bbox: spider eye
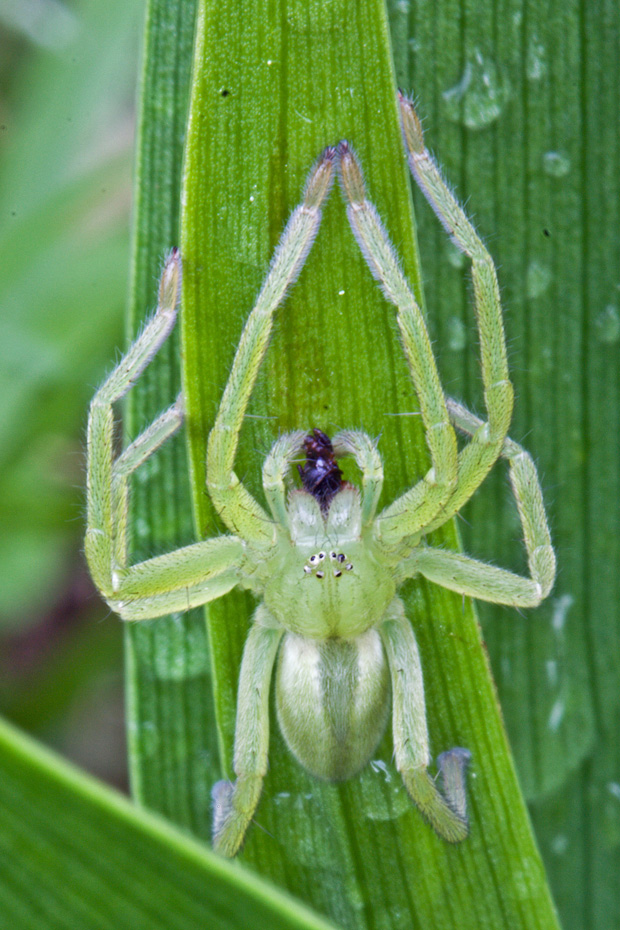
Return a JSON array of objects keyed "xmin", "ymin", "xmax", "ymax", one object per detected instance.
[
  {"xmin": 316, "ymin": 571, "xmax": 325, "ymax": 579},
  {"xmin": 309, "ymin": 554, "xmax": 319, "ymax": 564},
  {"xmin": 330, "ymin": 551, "xmax": 337, "ymax": 560},
  {"xmin": 318, "ymin": 551, "xmax": 326, "ymax": 560}
]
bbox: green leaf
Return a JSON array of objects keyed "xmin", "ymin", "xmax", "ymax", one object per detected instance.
[
  {"xmin": 387, "ymin": 3, "xmax": 620, "ymax": 929},
  {"xmin": 173, "ymin": 0, "xmax": 560, "ymax": 928},
  {"xmin": 123, "ymin": 0, "xmax": 220, "ymax": 834},
  {"xmin": 0, "ymin": 716, "xmax": 338, "ymax": 930}
]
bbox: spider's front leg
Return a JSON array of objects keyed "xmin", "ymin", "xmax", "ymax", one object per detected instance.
[
  {"xmin": 379, "ymin": 598, "xmax": 470, "ymax": 842},
  {"xmin": 338, "ymin": 144, "xmax": 458, "ymax": 543},
  {"xmin": 85, "ymin": 251, "xmax": 244, "ymax": 621},
  {"xmin": 206, "ymin": 148, "xmax": 336, "ymax": 544},
  {"xmin": 398, "ymin": 94, "xmax": 514, "ymax": 533}
]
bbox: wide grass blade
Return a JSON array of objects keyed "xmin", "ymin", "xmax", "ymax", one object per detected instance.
[
  {"xmin": 0, "ymin": 717, "xmax": 337, "ymax": 930},
  {"xmin": 179, "ymin": 1, "xmax": 560, "ymax": 927},
  {"xmin": 387, "ymin": 2, "xmax": 620, "ymax": 927}
]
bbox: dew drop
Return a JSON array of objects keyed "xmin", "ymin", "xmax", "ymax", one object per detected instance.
[
  {"xmin": 446, "ymin": 242, "xmax": 466, "ymax": 269},
  {"xmin": 595, "ymin": 304, "xmax": 620, "ymax": 344},
  {"xmin": 548, "ymin": 698, "xmax": 565, "ymax": 731},
  {"xmin": 135, "ymin": 517, "xmax": 150, "ymax": 539},
  {"xmin": 604, "ymin": 782, "xmax": 620, "ymax": 846},
  {"xmin": 128, "ymin": 718, "xmax": 159, "ymax": 760},
  {"xmin": 153, "ymin": 616, "xmax": 210, "ymax": 679},
  {"xmin": 358, "ymin": 760, "xmax": 411, "ymax": 821},
  {"xmin": 545, "ymin": 659, "xmax": 558, "ymax": 686},
  {"xmin": 543, "ymin": 151, "xmax": 571, "ymax": 178},
  {"xmin": 446, "ymin": 316, "xmax": 467, "ymax": 351},
  {"xmin": 443, "ymin": 49, "xmax": 510, "ymax": 130},
  {"xmin": 526, "ymin": 260, "xmax": 552, "ymax": 298},
  {"xmin": 608, "ymin": 782, "xmax": 620, "ymax": 802},
  {"xmin": 551, "ymin": 834, "xmax": 569, "ymax": 855},
  {"xmin": 552, "ymin": 593, "xmax": 573, "ymax": 632},
  {"xmin": 526, "ymin": 36, "xmax": 548, "ymax": 81}
]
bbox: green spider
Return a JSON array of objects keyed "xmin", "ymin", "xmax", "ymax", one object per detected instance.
[{"xmin": 85, "ymin": 94, "xmax": 556, "ymax": 858}]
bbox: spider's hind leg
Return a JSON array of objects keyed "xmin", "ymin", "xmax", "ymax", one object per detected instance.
[
  {"xmin": 379, "ymin": 598, "xmax": 470, "ymax": 842},
  {"xmin": 212, "ymin": 609, "xmax": 284, "ymax": 857}
]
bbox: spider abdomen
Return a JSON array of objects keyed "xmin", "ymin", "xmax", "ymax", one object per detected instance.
[{"xmin": 275, "ymin": 630, "xmax": 390, "ymax": 780}]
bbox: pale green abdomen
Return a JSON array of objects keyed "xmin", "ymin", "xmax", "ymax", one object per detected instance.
[{"xmin": 275, "ymin": 629, "xmax": 390, "ymax": 780}]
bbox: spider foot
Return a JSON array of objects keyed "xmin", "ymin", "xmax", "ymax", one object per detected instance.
[
  {"xmin": 401, "ymin": 749, "xmax": 471, "ymax": 843},
  {"xmin": 212, "ymin": 775, "xmax": 263, "ymax": 858}
]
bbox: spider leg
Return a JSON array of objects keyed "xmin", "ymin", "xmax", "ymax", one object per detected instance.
[
  {"xmin": 379, "ymin": 597, "xmax": 470, "ymax": 841},
  {"xmin": 262, "ymin": 430, "xmax": 307, "ymax": 529},
  {"xmin": 212, "ymin": 607, "xmax": 283, "ymax": 857},
  {"xmin": 400, "ymin": 400, "xmax": 556, "ymax": 606},
  {"xmin": 332, "ymin": 430, "xmax": 384, "ymax": 525},
  {"xmin": 207, "ymin": 149, "xmax": 336, "ymax": 545},
  {"xmin": 337, "ymin": 145, "xmax": 458, "ymax": 543},
  {"xmin": 104, "ymin": 536, "xmax": 244, "ymax": 621},
  {"xmin": 86, "ymin": 251, "xmax": 181, "ymax": 584},
  {"xmin": 398, "ymin": 94, "xmax": 514, "ymax": 533},
  {"xmin": 85, "ymin": 251, "xmax": 245, "ymax": 621}
]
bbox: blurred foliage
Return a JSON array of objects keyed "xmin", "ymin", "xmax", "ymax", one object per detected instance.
[{"xmin": 0, "ymin": 0, "xmax": 142, "ymax": 776}]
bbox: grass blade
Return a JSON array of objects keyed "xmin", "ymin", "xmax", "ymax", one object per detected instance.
[
  {"xmin": 179, "ymin": 1, "xmax": 561, "ymax": 927},
  {"xmin": 0, "ymin": 717, "xmax": 338, "ymax": 930}
]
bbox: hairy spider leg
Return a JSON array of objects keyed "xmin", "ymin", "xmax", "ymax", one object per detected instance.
[
  {"xmin": 206, "ymin": 148, "xmax": 336, "ymax": 545},
  {"xmin": 213, "ymin": 605, "xmax": 284, "ymax": 858},
  {"xmin": 397, "ymin": 94, "xmax": 514, "ymax": 537},
  {"xmin": 338, "ymin": 143, "xmax": 458, "ymax": 544},
  {"xmin": 332, "ymin": 430, "xmax": 384, "ymax": 526},
  {"xmin": 85, "ymin": 250, "xmax": 244, "ymax": 621},
  {"xmin": 379, "ymin": 597, "xmax": 470, "ymax": 841},
  {"xmin": 262, "ymin": 430, "xmax": 308, "ymax": 529},
  {"xmin": 398, "ymin": 399, "xmax": 555, "ymax": 607}
]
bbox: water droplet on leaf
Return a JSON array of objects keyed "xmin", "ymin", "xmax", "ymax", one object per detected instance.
[
  {"xmin": 526, "ymin": 261, "xmax": 552, "ymax": 298},
  {"xmin": 526, "ymin": 36, "xmax": 548, "ymax": 81},
  {"xmin": 446, "ymin": 316, "xmax": 467, "ymax": 351},
  {"xmin": 443, "ymin": 49, "xmax": 510, "ymax": 130},
  {"xmin": 543, "ymin": 151, "xmax": 571, "ymax": 177},
  {"xmin": 595, "ymin": 305, "xmax": 620, "ymax": 344}
]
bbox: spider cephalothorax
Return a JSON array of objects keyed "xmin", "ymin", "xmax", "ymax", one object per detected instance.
[{"xmin": 86, "ymin": 95, "xmax": 555, "ymax": 858}]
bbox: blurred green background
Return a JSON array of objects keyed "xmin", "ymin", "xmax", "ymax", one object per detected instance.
[{"xmin": 0, "ymin": 0, "xmax": 144, "ymax": 787}]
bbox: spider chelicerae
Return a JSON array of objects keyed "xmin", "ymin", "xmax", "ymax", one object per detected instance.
[{"xmin": 85, "ymin": 94, "xmax": 555, "ymax": 857}]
